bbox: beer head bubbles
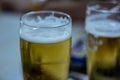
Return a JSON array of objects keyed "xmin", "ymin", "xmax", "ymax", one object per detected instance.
[{"xmin": 20, "ymin": 11, "xmax": 72, "ymax": 43}]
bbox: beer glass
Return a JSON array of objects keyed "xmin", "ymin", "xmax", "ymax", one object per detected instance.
[
  {"xmin": 85, "ymin": 2, "xmax": 120, "ymax": 80},
  {"xmin": 20, "ymin": 11, "xmax": 72, "ymax": 80}
]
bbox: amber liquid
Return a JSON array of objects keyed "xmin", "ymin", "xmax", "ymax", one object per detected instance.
[
  {"xmin": 87, "ymin": 34, "xmax": 120, "ymax": 80},
  {"xmin": 20, "ymin": 38, "xmax": 71, "ymax": 80}
]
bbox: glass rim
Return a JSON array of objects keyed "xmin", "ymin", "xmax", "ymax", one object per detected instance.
[
  {"xmin": 87, "ymin": 1, "xmax": 120, "ymax": 14},
  {"xmin": 20, "ymin": 10, "xmax": 72, "ymax": 28}
]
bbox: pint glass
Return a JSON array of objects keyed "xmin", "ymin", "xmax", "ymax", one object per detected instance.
[
  {"xmin": 20, "ymin": 11, "xmax": 72, "ymax": 80},
  {"xmin": 85, "ymin": 2, "xmax": 120, "ymax": 80}
]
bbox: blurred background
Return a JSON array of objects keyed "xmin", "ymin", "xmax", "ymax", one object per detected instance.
[{"xmin": 0, "ymin": 0, "xmax": 120, "ymax": 80}]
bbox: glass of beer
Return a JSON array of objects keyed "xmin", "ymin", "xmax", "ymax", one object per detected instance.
[
  {"xmin": 85, "ymin": 2, "xmax": 120, "ymax": 80},
  {"xmin": 20, "ymin": 11, "xmax": 72, "ymax": 80}
]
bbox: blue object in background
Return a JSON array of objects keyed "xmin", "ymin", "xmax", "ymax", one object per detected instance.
[{"xmin": 71, "ymin": 40, "xmax": 86, "ymax": 68}]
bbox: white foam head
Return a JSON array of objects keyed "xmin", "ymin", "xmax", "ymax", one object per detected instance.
[
  {"xmin": 20, "ymin": 15, "xmax": 71, "ymax": 43},
  {"xmin": 85, "ymin": 14, "xmax": 120, "ymax": 38}
]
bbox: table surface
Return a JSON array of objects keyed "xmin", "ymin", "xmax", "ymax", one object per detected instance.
[{"xmin": 0, "ymin": 12, "xmax": 88, "ymax": 80}]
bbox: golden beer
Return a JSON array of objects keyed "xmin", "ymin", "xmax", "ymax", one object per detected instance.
[
  {"xmin": 86, "ymin": 19, "xmax": 120, "ymax": 80},
  {"xmin": 20, "ymin": 11, "xmax": 72, "ymax": 80},
  {"xmin": 20, "ymin": 38, "xmax": 71, "ymax": 80},
  {"xmin": 87, "ymin": 35, "xmax": 120, "ymax": 80}
]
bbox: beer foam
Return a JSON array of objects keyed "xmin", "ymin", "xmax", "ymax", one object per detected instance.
[
  {"xmin": 23, "ymin": 15, "xmax": 69, "ymax": 28},
  {"xmin": 85, "ymin": 15, "xmax": 120, "ymax": 38},
  {"xmin": 20, "ymin": 15, "xmax": 71, "ymax": 43}
]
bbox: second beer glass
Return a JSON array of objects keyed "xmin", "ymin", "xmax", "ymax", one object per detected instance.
[{"xmin": 86, "ymin": 2, "xmax": 120, "ymax": 80}]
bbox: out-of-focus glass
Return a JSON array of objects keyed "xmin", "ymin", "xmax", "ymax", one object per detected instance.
[
  {"xmin": 20, "ymin": 11, "xmax": 72, "ymax": 80},
  {"xmin": 85, "ymin": 2, "xmax": 120, "ymax": 80}
]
